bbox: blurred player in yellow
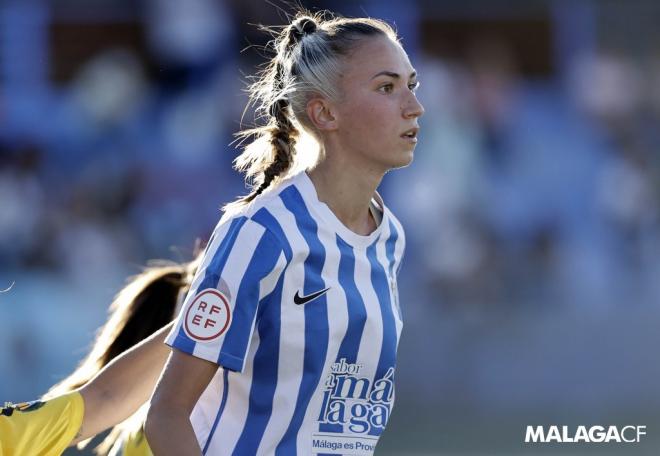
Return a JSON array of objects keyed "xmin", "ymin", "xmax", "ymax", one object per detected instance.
[{"xmin": 0, "ymin": 258, "xmax": 199, "ymax": 456}]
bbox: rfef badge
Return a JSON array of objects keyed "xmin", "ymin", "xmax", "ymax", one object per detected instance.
[{"xmin": 183, "ymin": 288, "xmax": 232, "ymax": 342}]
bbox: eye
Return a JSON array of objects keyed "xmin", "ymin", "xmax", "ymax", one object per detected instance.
[
  {"xmin": 378, "ymin": 83, "xmax": 394, "ymax": 94},
  {"xmin": 408, "ymin": 81, "xmax": 420, "ymax": 92}
]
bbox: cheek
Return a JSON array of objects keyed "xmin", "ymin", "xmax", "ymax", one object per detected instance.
[
  {"xmin": 346, "ymin": 115, "xmax": 383, "ymax": 150},
  {"xmin": 343, "ymin": 98, "xmax": 393, "ymax": 138}
]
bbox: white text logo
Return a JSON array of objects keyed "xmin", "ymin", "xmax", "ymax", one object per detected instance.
[{"xmin": 525, "ymin": 425, "xmax": 646, "ymax": 443}]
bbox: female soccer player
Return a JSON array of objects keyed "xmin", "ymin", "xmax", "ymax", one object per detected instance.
[{"xmin": 145, "ymin": 10, "xmax": 423, "ymax": 456}]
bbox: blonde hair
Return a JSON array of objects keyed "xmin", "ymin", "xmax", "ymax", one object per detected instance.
[{"xmin": 226, "ymin": 10, "xmax": 398, "ymax": 212}]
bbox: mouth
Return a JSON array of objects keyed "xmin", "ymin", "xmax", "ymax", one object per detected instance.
[{"xmin": 400, "ymin": 127, "xmax": 420, "ymax": 143}]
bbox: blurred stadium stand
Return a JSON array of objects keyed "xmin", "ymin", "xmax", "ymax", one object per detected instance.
[{"xmin": 1, "ymin": 0, "xmax": 660, "ymax": 454}]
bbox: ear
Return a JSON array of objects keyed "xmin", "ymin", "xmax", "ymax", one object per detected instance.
[{"xmin": 306, "ymin": 97, "xmax": 338, "ymax": 132}]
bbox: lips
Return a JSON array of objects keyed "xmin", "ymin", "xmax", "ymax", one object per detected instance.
[
  {"xmin": 401, "ymin": 127, "xmax": 420, "ymax": 144},
  {"xmin": 400, "ymin": 127, "xmax": 420, "ymax": 139}
]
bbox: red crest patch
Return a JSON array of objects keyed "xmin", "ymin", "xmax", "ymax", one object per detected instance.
[{"xmin": 183, "ymin": 288, "xmax": 232, "ymax": 342}]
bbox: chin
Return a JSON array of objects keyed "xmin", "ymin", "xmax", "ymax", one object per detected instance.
[
  {"xmin": 367, "ymin": 147, "xmax": 415, "ymax": 172},
  {"xmin": 389, "ymin": 149, "xmax": 415, "ymax": 169}
]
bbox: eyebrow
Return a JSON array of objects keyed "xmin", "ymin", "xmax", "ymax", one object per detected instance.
[{"xmin": 371, "ymin": 70, "xmax": 417, "ymax": 80}]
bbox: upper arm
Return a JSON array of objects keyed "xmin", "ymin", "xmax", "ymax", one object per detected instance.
[
  {"xmin": 149, "ymin": 348, "xmax": 218, "ymax": 415},
  {"xmin": 145, "ymin": 349, "xmax": 218, "ymax": 454},
  {"xmin": 73, "ymin": 321, "xmax": 175, "ymax": 443},
  {"xmin": 82, "ymin": 321, "xmax": 174, "ymax": 403}
]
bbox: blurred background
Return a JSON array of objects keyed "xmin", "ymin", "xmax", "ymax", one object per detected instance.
[{"xmin": 1, "ymin": 0, "xmax": 660, "ymax": 454}]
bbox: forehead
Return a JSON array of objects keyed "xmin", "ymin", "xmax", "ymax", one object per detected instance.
[{"xmin": 343, "ymin": 35, "xmax": 414, "ymax": 81}]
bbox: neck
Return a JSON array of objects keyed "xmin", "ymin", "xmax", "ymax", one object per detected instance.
[{"xmin": 307, "ymin": 152, "xmax": 384, "ymax": 236}]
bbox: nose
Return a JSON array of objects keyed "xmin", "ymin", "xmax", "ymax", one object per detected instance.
[{"xmin": 403, "ymin": 93, "xmax": 424, "ymax": 119}]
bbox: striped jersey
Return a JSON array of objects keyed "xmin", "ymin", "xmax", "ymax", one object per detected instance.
[{"xmin": 165, "ymin": 171, "xmax": 405, "ymax": 456}]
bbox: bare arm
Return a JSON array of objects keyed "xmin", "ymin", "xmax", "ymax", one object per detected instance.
[
  {"xmin": 145, "ymin": 348, "xmax": 218, "ymax": 455},
  {"xmin": 72, "ymin": 321, "xmax": 174, "ymax": 444}
]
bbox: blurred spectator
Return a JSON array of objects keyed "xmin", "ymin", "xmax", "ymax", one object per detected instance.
[{"xmin": 0, "ymin": 146, "xmax": 47, "ymax": 269}]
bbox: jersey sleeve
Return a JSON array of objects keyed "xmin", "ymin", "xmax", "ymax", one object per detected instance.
[
  {"xmin": 0, "ymin": 391, "xmax": 84, "ymax": 456},
  {"xmin": 165, "ymin": 216, "xmax": 286, "ymax": 372}
]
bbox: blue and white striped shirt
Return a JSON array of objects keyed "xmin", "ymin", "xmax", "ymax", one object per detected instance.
[{"xmin": 166, "ymin": 171, "xmax": 405, "ymax": 455}]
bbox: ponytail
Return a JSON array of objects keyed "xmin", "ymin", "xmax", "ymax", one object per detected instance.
[{"xmin": 225, "ymin": 17, "xmax": 314, "ymax": 210}]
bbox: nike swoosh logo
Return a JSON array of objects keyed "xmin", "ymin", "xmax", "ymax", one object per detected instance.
[{"xmin": 294, "ymin": 287, "xmax": 330, "ymax": 305}]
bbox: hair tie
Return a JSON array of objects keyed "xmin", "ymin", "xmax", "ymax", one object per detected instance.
[{"xmin": 289, "ymin": 17, "xmax": 317, "ymax": 45}]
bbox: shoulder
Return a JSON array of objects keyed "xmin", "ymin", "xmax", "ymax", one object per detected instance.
[
  {"xmin": 213, "ymin": 178, "xmax": 302, "ymax": 262},
  {"xmin": 234, "ymin": 175, "xmax": 311, "ymax": 256},
  {"xmin": 0, "ymin": 392, "xmax": 84, "ymax": 454}
]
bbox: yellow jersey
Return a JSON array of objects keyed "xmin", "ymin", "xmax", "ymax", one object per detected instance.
[
  {"xmin": 0, "ymin": 391, "xmax": 84, "ymax": 456},
  {"xmin": 109, "ymin": 426, "xmax": 153, "ymax": 456}
]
